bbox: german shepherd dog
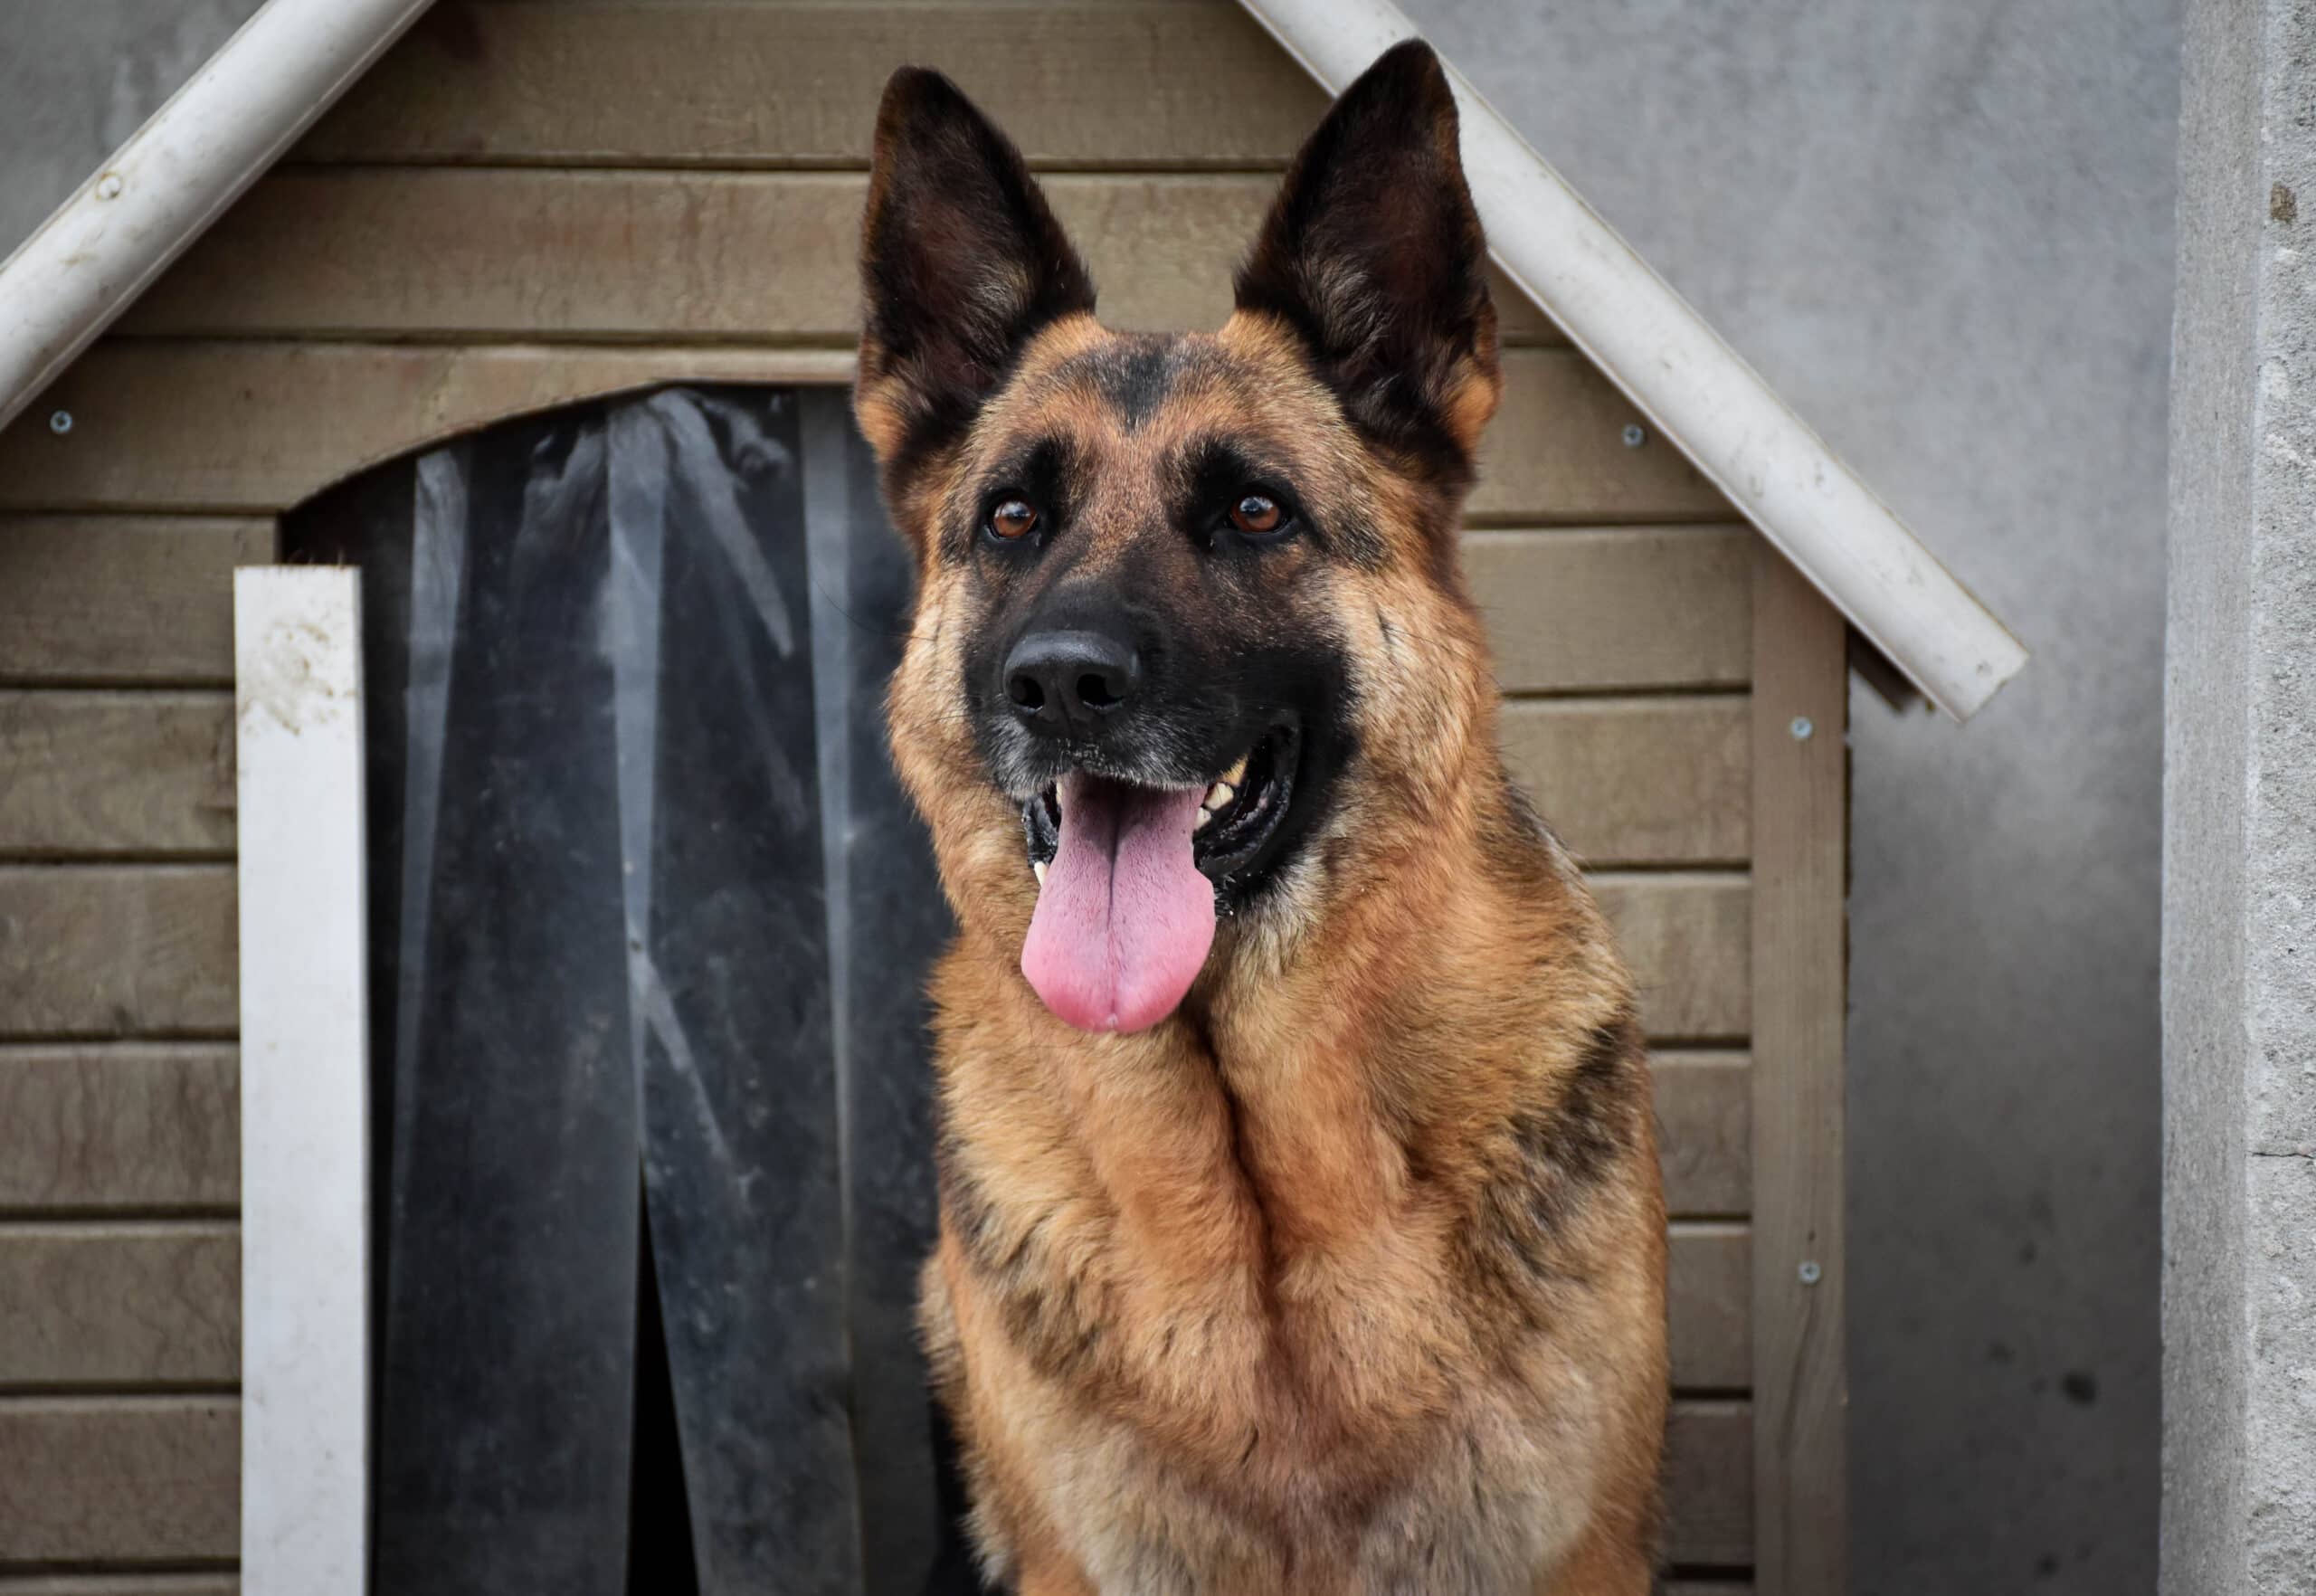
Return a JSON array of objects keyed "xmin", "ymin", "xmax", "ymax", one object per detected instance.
[{"xmin": 853, "ymin": 41, "xmax": 1667, "ymax": 1595}]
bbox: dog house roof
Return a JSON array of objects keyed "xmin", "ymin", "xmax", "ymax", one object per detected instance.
[{"xmin": 0, "ymin": 0, "xmax": 2025, "ymax": 718}]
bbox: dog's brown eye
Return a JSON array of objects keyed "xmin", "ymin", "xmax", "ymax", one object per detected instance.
[
  {"xmin": 1229, "ymin": 493, "xmax": 1284, "ymax": 536},
  {"xmin": 990, "ymin": 499, "xmax": 1039, "ymax": 540}
]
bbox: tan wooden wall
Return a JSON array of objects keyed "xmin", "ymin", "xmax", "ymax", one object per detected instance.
[{"xmin": 0, "ymin": 4, "xmax": 1846, "ymax": 1591}]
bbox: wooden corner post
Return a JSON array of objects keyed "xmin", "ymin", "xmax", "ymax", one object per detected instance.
[{"xmin": 1749, "ymin": 548, "xmax": 1848, "ymax": 1591}]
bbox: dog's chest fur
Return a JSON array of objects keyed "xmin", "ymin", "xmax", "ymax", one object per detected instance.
[{"xmin": 922, "ymin": 945, "xmax": 1650, "ymax": 1592}]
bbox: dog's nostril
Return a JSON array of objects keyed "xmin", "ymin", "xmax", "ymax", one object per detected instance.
[
  {"xmin": 1077, "ymin": 671, "xmax": 1119, "ymax": 709},
  {"xmin": 1008, "ymin": 671, "xmax": 1047, "ymax": 712}
]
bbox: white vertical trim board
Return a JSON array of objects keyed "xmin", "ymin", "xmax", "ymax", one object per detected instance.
[
  {"xmin": 236, "ymin": 566, "xmax": 373, "ymax": 1595},
  {"xmin": 1233, "ymin": 0, "xmax": 2028, "ymax": 720}
]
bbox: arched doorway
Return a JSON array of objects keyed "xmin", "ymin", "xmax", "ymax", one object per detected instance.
[{"xmin": 285, "ymin": 386, "xmax": 968, "ymax": 1595}]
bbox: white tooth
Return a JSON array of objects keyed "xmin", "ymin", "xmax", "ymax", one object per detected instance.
[
  {"xmin": 1205, "ymin": 781, "xmax": 1235, "ymax": 810},
  {"xmin": 1194, "ymin": 807, "xmax": 1213, "ymax": 831},
  {"xmin": 1033, "ymin": 859, "xmax": 1048, "ymax": 887},
  {"xmin": 1224, "ymin": 754, "xmax": 1250, "ymax": 786}
]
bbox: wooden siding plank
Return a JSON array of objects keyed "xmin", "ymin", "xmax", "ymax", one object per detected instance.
[
  {"xmin": 1468, "ymin": 355, "xmax": 1726, "ymax": 523},
  {"xmin": 0, "ymin": 1225, "xmax": 237, "ymax": 1388},
  {"xmin": 121, "ymin": 170, "xmax": 1559, "ymax": 345},
  {"xmin": 0, "ymin": 869, "xmax": 236, "ymax": 1037},
  {"xmin": 0, "ymin": 1398, "xmax": 238, "ymax": 1565},
  {"xmin": 0, "ymin": 1047, "xmax": 238, "ymax": 1212},
  {"xmin": 0, "ymin": 346, "xmax": 1694, "ymax": 518},
  {"xmin": 298, "ymin": 1, "xmax": 1331, "ymax": 171},
  {"xmin": 1654, "ymin": 1052, "xmax": 1751, "ymax": 1216},
  {"xmin": 1669, "ymin": 1222, "xmax": 1752, "ymax": 1392},
  {"xmin": 1748, "ymin": 550, "xmax": 1847, "ymax": 1592},
  {"xmin": 1666, "ymin": 1400, "xmax": 1753, "ymax": 1567},
  {"xmin": 1592, "ymin": 873, "xmax": 1750, "ymax": 1042},
  {"xmin": 0, "ymin": 695, "xmax": 235, "ymax": 858},
  {"xmin": 1501, "ymin": 698, "xmax": 1749, "ymax": 867},
  {"xmin": 0, "ymin": 518, "xmax": 274, "ymax": 686},
  {"xmin": 0, "ymin": 1577, "xmax": 238, "ymax": 1595},
  {"xmin": 0, "ymin": 343, "xmax": 850, "ymax": 514},
  {"xmin": 1465, "ymin": 527, "xmax": 1752, "ymax": 692}
]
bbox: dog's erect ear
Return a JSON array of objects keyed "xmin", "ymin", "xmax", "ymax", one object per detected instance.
[
  {"xmin": 1235, "ymin": 41, "xmax": 1501, "ymax": 476},
  {"xmin": 855, "ymin": 68, "xmax": 1096, "ymax": 472}
]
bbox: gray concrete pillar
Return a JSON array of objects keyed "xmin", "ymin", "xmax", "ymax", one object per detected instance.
[{"xmin": 2165, "ymin": 0, "xmax": 2316, "ymax": 1589}]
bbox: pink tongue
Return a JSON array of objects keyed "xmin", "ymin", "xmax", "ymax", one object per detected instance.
[{"xmin": 1021, "ymin": 774, "xmax": 1217, "ymax": 1032}]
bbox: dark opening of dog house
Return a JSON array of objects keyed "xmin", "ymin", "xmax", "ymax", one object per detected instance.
[{"xmin": 284, "ymin": 386, "xmax": 964, "ymax": 1592}]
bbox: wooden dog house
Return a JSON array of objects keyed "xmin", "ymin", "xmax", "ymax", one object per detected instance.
[{"xmin": 0, "ymin": 2, "xmax": 2024, "ymax": 1592}]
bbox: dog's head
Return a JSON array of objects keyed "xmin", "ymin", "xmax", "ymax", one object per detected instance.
[{"xmin": 858, "ymin": 42, "xmax": 1504, "ymax": 1034}]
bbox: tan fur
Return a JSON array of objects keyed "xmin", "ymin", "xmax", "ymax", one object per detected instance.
[
  {"xmin": 858, "ymin": 47, "xmax": 1668, "ymax": 1590},
  {"xmin": 876, "ymin": 310, "xmax": 1668, "ymax": 1593}
]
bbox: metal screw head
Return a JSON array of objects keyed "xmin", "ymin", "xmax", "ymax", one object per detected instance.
[
  {"xmin": 1790, "ymin": 715, "xmax": 1815, "ymax": 741},
  {"xmin": 48, "ymin": 410, "xmax": 72, "ymax": 436},
  {"xmin": 1798, "ymin": 1259, "xmax": 1823, "ymax": 1286},
  {"xmin": 1620, "ymin": 423, "xmax": 1647, "ymax": 448},
  {"xmin": 95, "ymin": 173, "xmax": 124, "ymax": 201}
]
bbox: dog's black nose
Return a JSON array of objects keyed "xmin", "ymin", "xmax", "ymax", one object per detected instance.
[{"xmin": 1004, "ymin": 628, "xmax": 1142, "ymax": 735}]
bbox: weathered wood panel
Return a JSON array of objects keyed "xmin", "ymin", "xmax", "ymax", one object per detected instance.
[
  {"xmin": 1501, "ymin": 698, "xmax": 1749, "ymax": 867},
  {"xmin": 0, "ymin": 1576, "xmax": 238, "ymax": 1594},
  {"xmin": 1465, "ymin": 527, "xmax": 1753, "ymax": 692},
  {"xmin": 1654, "ymin": 1052, "xmax": 1751, "ymax": 1216},
  {"xmin": 1469, "ymin": 356, "xmax": 1726, "ymax": 523},
  {"xmin": 299, "ymin": 0, "xmax": 1330, "ymax": 170},
  {"xmin": 0, "ymin": 695, "xmax": 235, "ymax": 858},
  {"xmin": 0, "ymin": 518, "xmax": 273, "ymax": 686},
  {"xmin": 0, "ymin": 1398, "xmax": 237, "ymax": 1564},
  {"xmin": 0, "ymin": 1225, "xmax": 237, "ymax": 1388},
  {"xmin": 122, "ymin": 170, "xmax": 1558, "ymax": 345},
  {"xmin": 1669, "ymin": 1222, "xmax": 1752, "ymax": 1392},
  {"xmin": 1748, "ymin": 551, "xmax": 1848, "ymax": 1591},
  {"xmin": 0, "ymin": 869, "xmax": 236, "ymax": 1037},
  {"xmin": 1666, "ymin": 1400, "xmax": 1753, "ymax": 1567},
  {"xmin": 0, "ymin": 346, "xmax": 1704, "ymax": 520},
  {"xmin": 0, "ymin": 1047, "xmax": 237, "ymax": 1212},
  {"xmin": 1593, "ymin": 873, "xmax": 1750, "ymax": 1042},
  {"xmin": 0, "ymin": 343, "xmax": 849, "ymax": 514}
]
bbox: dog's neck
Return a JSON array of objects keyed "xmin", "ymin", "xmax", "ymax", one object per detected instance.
[{"xmin": 1148, "ymin": 768, "xmax": 1604, "ymax": 1252}]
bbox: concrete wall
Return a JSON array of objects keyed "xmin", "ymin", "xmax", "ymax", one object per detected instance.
[
  {"xmin": 0, "ymin": 0, "xmax": 266, "ymax": 257},
  {"xmin": 0, "ymin": 2, "xmax": 2179, "ymax": 1591},
  {"xmin": 1398, "ymin": 3, "xmax": 2177, "ymax": 1591},
  {"xmin": 2164, "ymin": 0, "xmax": 2316, "ymax": 1586}
]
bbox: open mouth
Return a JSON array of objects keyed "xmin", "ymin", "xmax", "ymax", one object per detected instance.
[
  {"xmin": 1020, "ymin": 721, "xmax": 1300, "ymax": 888},
  {"xmin": 1016, "ymin": 723, "xmax": 1300, "ymax": 1034}
]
